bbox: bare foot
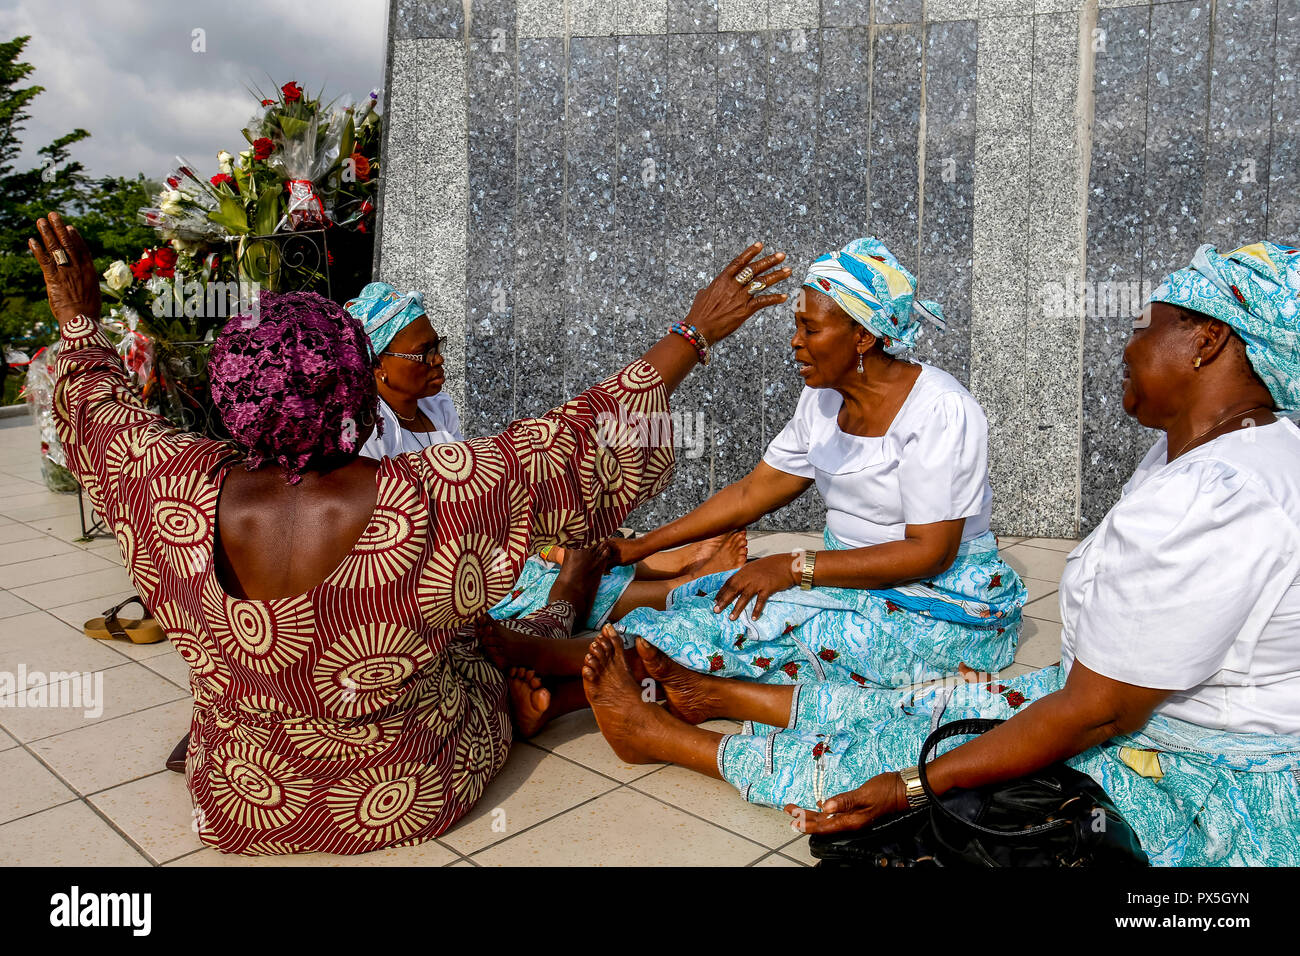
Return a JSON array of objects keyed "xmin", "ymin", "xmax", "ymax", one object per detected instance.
[
  {"xmin": 582, "ymin": 625, "xmax": 681, "ymax": 764},
  {"xmin": 507, "ymin": 667, "xmax": 552, "ymax": 738},
  {"xmin": 634, "ymin": 636, "xmax": 723, "ymax": 724},
  {"xmin": 477, "ymin": 618, "xmax": 590, "ymax": 676},
  {"xmin": 682, "ymin": 530, "xmax": 748, "ymax": 578}
]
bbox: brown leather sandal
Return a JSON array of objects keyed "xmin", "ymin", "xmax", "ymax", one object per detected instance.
[
  {"xmin": 166, "ymin": 733, "xmax": 190, "ymax": 774},
  {"xmin": 83, "ymin": 595, "xmax": 165, "ymax": 645}
]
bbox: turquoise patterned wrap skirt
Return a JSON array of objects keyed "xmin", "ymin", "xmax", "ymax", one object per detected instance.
[
  {"xmin": 618, "ymin": 528, "xmax": 1027, "ymax": 688},
  {"xmin": 719, "ymin": 665, "xmax": 1300, "ymax": 866},
  {"xmin": 488, "ymin": 556, "xmax": 636, "ymax": 631}
]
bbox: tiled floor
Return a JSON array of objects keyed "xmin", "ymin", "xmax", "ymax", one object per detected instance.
[{"xmin": 0, "ymin": 417, "xmax": 1074, "ymax": 866}]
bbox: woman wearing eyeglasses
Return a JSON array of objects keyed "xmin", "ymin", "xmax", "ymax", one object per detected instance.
[{"xmin": 345, "ymin": 282, "xmax": 463, "ymax": 456}]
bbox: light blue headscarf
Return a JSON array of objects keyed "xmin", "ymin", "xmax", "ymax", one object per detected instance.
[
  {"xmin": 803, "ymin": 237, "xmax": 946, "ymax": 355},
  {"xmin": 344, "ymin": 281, "xmax": 427, "ymax": 355},
  {"xmin": 1149, "ymin": 241, "xmax": 1300, "ymax": 414}
]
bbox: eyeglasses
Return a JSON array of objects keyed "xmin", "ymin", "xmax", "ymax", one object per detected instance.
[{"xmin": 382, "ymin": 340, "xmax": 441, "ymax": 365}]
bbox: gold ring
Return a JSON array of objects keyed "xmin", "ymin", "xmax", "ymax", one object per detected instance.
[
  {"xmin": 735, "ymin": 267, "xmax": 754, "ymax": 284},
  {"xmin": 746, "ymin": 280, "xmax": 765, "ymax": 295},
  {"xmin": 52, "ymin": 249, "xmax": 69, "ymax": 266}
]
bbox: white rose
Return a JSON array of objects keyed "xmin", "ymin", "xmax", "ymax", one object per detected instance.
[
  {"xmin": 159, "ymin": 189, "xmax": 185, "ymax": 218},
  {"xmin": 217, "ymin": 150, "xmax": 234, "ymax": 175},
  {"xmin": 103, "ymin": 260, "xmax": 132, "ymax": 292}
]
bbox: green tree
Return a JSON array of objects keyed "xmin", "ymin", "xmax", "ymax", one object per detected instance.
[{"xmin": 0, "ymin": 35, "xmax": 90, "ymax": 353}]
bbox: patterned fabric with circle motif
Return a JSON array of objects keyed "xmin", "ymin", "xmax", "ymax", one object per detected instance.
[{"xmin": 50, "ymin": 317, "xmax": 673, "ymax": 855}]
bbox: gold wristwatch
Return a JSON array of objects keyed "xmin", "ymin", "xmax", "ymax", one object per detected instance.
[
  {"xmin": 799, "ymin": 550, "xmax": 817, "ymax": 590},
  {"xmin": 898, "ymin": 765, "xmax": 929, "ymax": 809}
]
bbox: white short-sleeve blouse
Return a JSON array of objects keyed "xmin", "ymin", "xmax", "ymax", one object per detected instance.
[
  {"xmin": 762, "ymin": 363, "xmax": 994, "ymax": 548},
  {"xmin": 1059, "ymin": 418, "xmax": 1300, "ymax": 735},
  {"xmin": 359, "ymin": 392, "xmax": 464, "ymax": 459}
]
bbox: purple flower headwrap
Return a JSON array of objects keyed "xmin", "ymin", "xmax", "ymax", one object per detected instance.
[{"xmin": 209, "ymin": 290, "xmax": 381, "ymax": 484}]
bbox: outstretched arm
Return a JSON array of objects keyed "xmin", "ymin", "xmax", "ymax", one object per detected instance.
[
  {"xmin": 615, "ymin": 461, "xmax": 813, "ymax": 567},
  {"xmin": 789, "ymin": 661, "xmax": 1172, "ymax": 833}
]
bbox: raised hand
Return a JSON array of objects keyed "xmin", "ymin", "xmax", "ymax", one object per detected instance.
[
  {"xmin": 684, "ymin": 241, "xmax": 793, "ymax": 347},
  {"xmin": 28, "ymin": 212, "xmax": 101, "ymax": 328}
]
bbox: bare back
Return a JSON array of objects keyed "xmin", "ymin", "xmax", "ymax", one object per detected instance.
[{"xmin": 213, "ymin": 458, "xmax": 382, "ymax": 600}]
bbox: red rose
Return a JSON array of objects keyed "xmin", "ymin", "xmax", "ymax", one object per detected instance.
[
  {"xmin": 812, "ymin": 742, "xmax": 826, "ymax": 760},
  {"xmin": 781, "ymin": 661, "xmax": 800, "ymax": 679},
  {"xmin": 210, "ymin": 173, "xmax": 234, "ymax": 189},
  {"xmin": 1004, "ymin": 691, "xmax": 1027, "ymax": 709},
  {"xmin": 165, "ymin": 176, "xmax": 180, "ymax": 189},
  {"xmin": 129, "ymin": 257, "xmax": 153, "ymax": 282},
  {"xmin": 818, "ymin": 648, "xmax": 838, "ymax": 662},
  {"xmin": 754, "ymin": 656, "xmax": 772, "ymax": 670},
  {"xmin": 350, "ymin": 151, "xmax": 371, "ymax": 182},
  {"xmin": 281, "ymin": 81, "xmax": 302, "ymax": 102},
  {"xmin": 261, "ymin": 98, "xmax": 274, "ymax": 106},
  {"xmin": 154, "ymin": 247, "xmax": 178, "ymax": 269},
  {"xmin": 850, "ymin": 672, "xmax": 867, "ymax": 686},
  {"xmin": 253, "ymin": 137, "xmax": 275, "ymax": 161},
  {"xmin": 708, "ymin": 654, "xmax": 724, "ymax": 673}
]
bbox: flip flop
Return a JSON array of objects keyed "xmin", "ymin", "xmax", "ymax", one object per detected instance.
[{"xmin": 83, "ymin": 595, "xmax": 165, "ymax": 645}]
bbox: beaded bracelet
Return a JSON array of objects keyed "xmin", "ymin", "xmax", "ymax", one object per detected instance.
[{"xmin": 670, "ymin": 321, "xmax": 710, "ymax": 366}]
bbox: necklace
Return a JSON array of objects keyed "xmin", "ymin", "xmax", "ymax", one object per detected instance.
[
  {"xmin": 1169, "ymin": 404, "xmax": 1270, "ymax": 460},
  {"xmin": 392, "ymin": 407, "xmax": 418, "ymax": 423}
]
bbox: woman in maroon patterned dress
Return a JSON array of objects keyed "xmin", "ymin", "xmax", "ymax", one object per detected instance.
[{"xmin": 29, "ymin": 212, "xmax": 791, "ymax": 855}]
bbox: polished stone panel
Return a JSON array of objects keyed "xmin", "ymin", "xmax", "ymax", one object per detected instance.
[
  {"xmin": 1080, "ymin": 4, "xmax": 1151, "ymax": 530},
  {"xmin": 1203, "ymin": 0, "xmax": 1277, "ymax": 248},
  {"xmin": 917, "ymin": 19, "xmax": 978, "ymax": 386},
  {"xmin": 668, "ymin": 0, "xmax": 719, "ymax": 32},
  {"xmin": 564, "ymin": 38, "xmax": 620, "ymax": 399},
  {"xmin": 1141, "ymin": 0, "xmax": 1211, "ymax": 282},
  {"xmin": 514, "ymin": 38, "xmax": 568, "ymax": 418},
  {"xmin": 876, "ymin": 0, "xmax": 925, "ymax": 23},
  {"xmin": 818, "ymin": 27, "xmax": 873, "ymax": 244},
  {"xmin": 769, "ymin": 0, "xmax": 820, "ymax": 29},
  {"xmin": 391, "ymin": 0, "xmax": 464, "ymax": 38},
  {"xmin": 711, "ymin": 32, "xmax": 769, "ymax": 502},
  {"xmin": 471, "ymin": 0, "xmax": 517, "ymax": 35},
  {"xmin": 378, "ymin": 39, "xmax": 469, "ymax": 415},
  {"xmin": 569, "ymin": 0, "xmax": 620, "ymax": 36},
  {"xmin": 517, "ymin": 0, "xmax": 566, "ymax": 36},
  {"xmin": 637, "ymin": 33, "xmax": 721, "ymax": 528},
  {"xmin": 820, "ymin": 0, "xmax": 873, "ymax": 26},
  {"xmin": 969, "ymin": 15, "xmax": 1033, "ymax": 536},
  {"xmin": 868, "ymin": 27, "xmax": 923, "ymax": 265},
  {"xmin": 762, "ymin": 28, "xmax": 825, "ymax": 532},
  {"xmin": 464, "ymin": 38, "xmax": 518, "ymax": 437},
  {"xmin": 1023, "ymin": 12, "xmax": 1086, "ymax": 537},
  {"xmin": 1268, "ymin": 0, "xmax": 1300, "ymax": 239},
  {"xmin": 719, "ymin": 0, "xmax": 768, "ymax": 31}
]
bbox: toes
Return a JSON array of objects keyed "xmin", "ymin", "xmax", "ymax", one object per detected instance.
[{"xmin": 533, "ymin": 686, "xmax": 551, "ymax": 712}]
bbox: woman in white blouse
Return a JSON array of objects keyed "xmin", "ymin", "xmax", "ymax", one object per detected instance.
[
  {"xmin": 577, "ymin": 241, "xmax": 1300, "ymax": 866},
  {"xmin": 599, "ymin": 237, "xmax": 1027, "ymax": 690}
]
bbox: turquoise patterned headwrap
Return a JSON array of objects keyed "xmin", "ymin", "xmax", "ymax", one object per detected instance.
[
  {"xmin": 1149, "ymin": 241, "xmax": 1300, "ymax": 414},
  {"xmin": 803, "ymin": 237, "xmax": 945, "ymax": 356},
  {"xmin": 344, "ymin": 281, "xmax": 427, "ymax": 356}
]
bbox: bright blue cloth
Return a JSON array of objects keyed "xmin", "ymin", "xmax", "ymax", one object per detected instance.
[
  {"xmin": 344, "ymin": 281, "xmax": 427, "ymax": 356},
  {"xmin": 488, "ymin": 556, "xmax": 635, "ymax": 631},
  {"xmin": 1149, "ymin": 241, "xmax": 1300, "ymax": 413},
  {"xmin": 804, "ymin": 237, "xmax": 946, "ymax": 355},
  {"xmin": 719, "ymin": 665, "xmax": 1300, "ymax": 866},
  {"xmin": 618, "ymin": 528, "xmax": 1025, "ymax": 688}
]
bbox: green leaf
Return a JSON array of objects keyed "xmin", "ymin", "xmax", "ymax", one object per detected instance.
[
  {"xmin": 254, "ymin": 181, "xmax": 281, "ymax": 237},
  {"xmin": 207, "ymin": 193, "xmax": 249, "ymax": 235},
  {"xmin": 279, "ymin": 114, "xmax": 309, "ymax": 140}
]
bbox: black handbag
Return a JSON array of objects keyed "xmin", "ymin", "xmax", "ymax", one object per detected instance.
[{"xmin": 809, "ymin": 718, "xmax": 1149, "ymax": 868}]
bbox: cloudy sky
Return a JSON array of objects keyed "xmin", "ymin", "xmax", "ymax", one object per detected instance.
[{"xmin": 0, "ymin": 0, "xmax": 388, "ymax": 181}]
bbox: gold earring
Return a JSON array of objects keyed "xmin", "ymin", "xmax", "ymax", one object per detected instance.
[{"xmin": 1193, "ymin": 357, "xmax": 1202, "ymax": 369}]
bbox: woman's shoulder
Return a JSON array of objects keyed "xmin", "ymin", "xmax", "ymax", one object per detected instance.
[{"xmin": 904, "ymin": 364, "xmax": 988, "ymax": 431}]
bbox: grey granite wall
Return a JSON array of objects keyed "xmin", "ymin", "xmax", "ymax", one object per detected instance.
[{"xmin": 377, "ymin": 0, "xmax": 1300, "ymax": 536}]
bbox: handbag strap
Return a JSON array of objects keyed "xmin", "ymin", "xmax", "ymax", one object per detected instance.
[{"xmin": 917, "ymin": 718, "xmax": 1079, "ymax": 841}]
